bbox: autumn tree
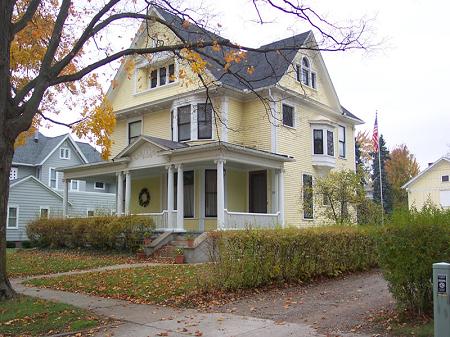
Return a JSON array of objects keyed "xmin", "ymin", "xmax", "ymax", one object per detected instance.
[
  {"xmin": 385, "ymin": 144, "xmax": 420, "ymax": 209},
  {"xmin": 314, "ymin": 170, "xmax": 365, "ymax": 225},
  {"xmin": 0, "ymin": 0, "xmax": 372, "ymax": 299}
]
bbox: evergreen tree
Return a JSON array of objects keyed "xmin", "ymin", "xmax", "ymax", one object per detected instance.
[{"xmin": 371, "ymin": 135, "xmax": 393, "ymax": 214}]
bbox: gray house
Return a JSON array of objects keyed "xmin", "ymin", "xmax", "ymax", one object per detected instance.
[{"xmin": 7, "ymin": 132, "xmax": 116, "ymax": 242}]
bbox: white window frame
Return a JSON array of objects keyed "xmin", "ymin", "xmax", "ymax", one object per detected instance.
[
  {"xmin": 86, "ymin": 209, "xmax": 95, "ymax": 217},
  {"xmin": 7, "ymin": 205, "xmax": 19, "ymax": 229},
  {"xmin": 94, "ymin": 181, "xmax": 105, "ymax": 190},
  {"xmin": 127, "ymin": 117, "xmax": 143, "ymax": 144},
  {"xmin": 311, "ymin": 125, "xmax": 335, "ymax": 157},
  {"xmin": 442, "ymin": 175, "xmax": 449, "ymax": 183},
  {"xmin": 9, "ymin": 167, "xmax": 18, "ymax": 180},
  {"xmin": 281, "ymin": 103, "xmax": 295, "ymax": 128},
  {"xmin": 297, "ymin": 56, "xmax": 317, "ymax": 89},
  {"xmin": 49, "ymin": 167, "xmax": 58, "ymax": 189},
  {"xmin": 40, "ymin": 206, "xmax": 50, "ymax": 219},
  {"xmin": 338, "ymin": 125, "xmax": 346, "ymax": 158},
  {"xmin": 70, "ymin": 179, "xmax": 80, "ymax": 191},
  {"xmin": 59, "ymin": 147, "xmax": 70, "ymax": 159},
  {"xmin": 148, "ymin": 63, "xmax": 176, "ymax": 89}
]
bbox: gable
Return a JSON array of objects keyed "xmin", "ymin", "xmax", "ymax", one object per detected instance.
[
  {"xmin": 124, "ymin": 141, "xmax": 169, "ymax": 170},
  {"xmin": 10, "ymin": 176, "xmax": 66, "ymax": 203},
  {"xmin": 405, "ymin": 159, "xmax": 450, "ymax": 190}
]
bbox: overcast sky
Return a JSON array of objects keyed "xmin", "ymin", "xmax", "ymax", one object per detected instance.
[{"xmin": 45, "ymin": 0, "xmax": 449, "ymax": 169}]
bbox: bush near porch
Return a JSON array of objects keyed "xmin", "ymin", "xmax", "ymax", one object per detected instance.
[
  {"xmin": 27, "ymin": 215, "xmax": 155, "ymax": 251},
  {"xmin": 209, "ymin": 226, "xmax": 378, "ymax": 290}
]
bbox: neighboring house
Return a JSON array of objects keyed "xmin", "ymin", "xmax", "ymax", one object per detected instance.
[
  {"xmin": 402, "ymin": 156, "xmax": 450, "ymax": 210},
  {"xmin": 60, "ymin": 6, "xmax": 363, "ymax": 232},
  {"xmin": 7, "ymin": 132, "xmax": 116, "ymax": 242}
]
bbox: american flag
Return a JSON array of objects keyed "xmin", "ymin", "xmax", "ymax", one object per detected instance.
[{"xmin": 372, "ymin": 113, "xmax": 379, "ymax": 152}]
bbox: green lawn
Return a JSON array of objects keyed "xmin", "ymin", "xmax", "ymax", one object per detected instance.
[
  {"xmin": 26, "ymin": 264, "xmax": 210, "ymax": 306},
  {"xmin": 7, "ymin": 249, "xmax": 141, "ymax": 278},
  {"xmin": 0, "ymin": 296, "xmax": 104, "ymax": 336},
  {"xmin": 391, "ymin": 320, "xmax": 433, "ymax": 337}
]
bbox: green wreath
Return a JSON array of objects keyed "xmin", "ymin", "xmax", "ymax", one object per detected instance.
[{"xmin": 138, "ymin": 188, "xmax": 151, "ymax": 207}]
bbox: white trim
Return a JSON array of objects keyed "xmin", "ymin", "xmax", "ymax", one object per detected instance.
[
  {"xmin": 281, "ymin": 102, "xmax": 296, "ymax": 128},
  {"xmin": 127, "ymin": 117, "xmax": 143, "ymax": 145},
  {"xmin": 86, "ymin": 208, "xmax": 95, "ymax": 217},
  {"xmin": 94, "ymin": 181, "xmax": 106, "ymax": 190},
  {"xmin": 49, "ymin": 167, "xmax": 58, "ymax": 189},
  {"xmin": 70, "ymin": 179, "xmax": 80, "ymax": 191},
  {"xmin": 59, "ymin": 147, "xmax": 71, "ymax": 160},
  {"xmin": 9, "ymin": 167, "xmax": 18, "ymax": 180},
  {"xmin": 11, "ymin": 162, "xmax": 35, "ymax": 167},
  {"xmin": 38, "ymin": 134, "xmax": 88, "ymax": 165},
  {"xmin": 221, "ymin": 96, "xmax": 229, "ymax": 142},
  {"xmin": 7, "ymin": 204, "xmax": 19, "ymax": 229},
  {"xmin": 39, "ymin": 206, "xmax": 50, "ymax": 219},
  {"xmin": 403, "ymin": 157, "xmax": 450, "ymax": 189}
]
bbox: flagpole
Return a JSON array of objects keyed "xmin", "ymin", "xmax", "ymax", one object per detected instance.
[{"xmin": 376, "ymin": 110, "xmax": 385, "ymax": 225}]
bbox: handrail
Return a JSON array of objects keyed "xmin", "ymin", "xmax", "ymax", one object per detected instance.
[{"xmin": 224, "ymin": 209, "xmax": 280, "ymax": 217}]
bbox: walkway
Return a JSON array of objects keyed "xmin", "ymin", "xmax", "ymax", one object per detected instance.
[{"xmin": 12, "ymin": 264, "xmax": 380, "ymax": 337}]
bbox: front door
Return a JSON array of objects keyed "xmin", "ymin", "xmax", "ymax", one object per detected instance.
[{"xmin": 249, "ymin": 170, "xmax": 267, "ymax": 213}]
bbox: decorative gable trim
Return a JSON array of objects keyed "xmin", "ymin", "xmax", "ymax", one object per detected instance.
[{"xmin": 113, "ymin": 136, "xmax": 170, "ymax": 160}]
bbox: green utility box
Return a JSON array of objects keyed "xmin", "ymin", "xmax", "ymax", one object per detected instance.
[{"xmin": 433, "ymin": 262, "xmax": 450, "ymax": 337}]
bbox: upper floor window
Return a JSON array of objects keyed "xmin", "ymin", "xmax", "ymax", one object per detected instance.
[
  {"xmin": 128, "ymin": 120, "xmax": 141, "ymax": 144},
  {"xmin": 313, "ymin": 130, "xmax": 323, "ymax": 154},
  {"xmin": 282, "ymin": 104, "xmax": 294, "ymax": 127},
  {"xmin": 327, "ymin": 131, "xmax": 334, "ymax": 156},
  {"xmin": 149, "ymin": 63, "xmax": 175, "ymax": 89},
  {"xmin": 178, "ymin": 105, "xmax": 191, "ymax": 141},
  {"xmin": 9, "ymin": 167, "xmax": 18, "ymax": 180},
  {"xmin": 443, "ymin": 175, "xmax": 449, "ymax": 182},
  {"xmin": 313, "ymin": 128, "xmax": 334, "ymax": 156},
  {"xmin": 49, "ymin": 168, "xmax": 58, "ymax": 188},
  {"xmin": 197, "ymin": 103, "xmax": 212, "ymax": 139},
  {"xmin": 60, "ymin": 148, "xmax": 70, "ymax": 159},
  {"xmin": 338, "ymin": 125, "xmax": 346, "ymax": 158},
  {"xmin": 297, "ymin": 57, "xmax": 317, "ymax": 89}
]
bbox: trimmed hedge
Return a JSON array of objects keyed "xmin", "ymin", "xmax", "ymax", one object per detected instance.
[
  {"xmin": 377, "ymin": 207, "xmax": 450, "ymax": 315},
  {"xmin": 27, "ymin": 215, "xmax": 155, "ymax": 251},
  {"xmin": 209, "ymin": 226, "xmax": 378, "ymax": 290}
]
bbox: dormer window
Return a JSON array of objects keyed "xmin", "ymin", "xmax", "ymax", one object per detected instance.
[
  {"xmin": 60, "ymin": 148, "xmax": 70, "ymax": 159},
  {"xmin": 296, "ymin": 57, "xmax": 317, "ymax": 89},
  {"xmin": 148, "ymin": 63, "xmax": 175, "ymax": 89}
]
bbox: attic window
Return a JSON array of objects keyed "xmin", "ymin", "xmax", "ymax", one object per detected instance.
[
  {"xmin": 443, "ymin": 175, "xmax": 449, "ymax": 182},
  {"xmin": 297, "ymin": 57, "xmax": 317, "ymax": 89},
  {"xmin": 60, "ymin": 148, "xmax": 70, "ymax": 159},
  {"xmin": 148, "ymin": 63, "xmax": 175, "ymax": 89}
]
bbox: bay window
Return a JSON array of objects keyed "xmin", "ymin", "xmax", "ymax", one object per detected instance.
[
  {"xmin": 327, "ymin": 130, "xmax": 334, "ymax": 156},
  {"xmin": 313, "ymin": 130, "xmax": 323, "ymax": 154},
  {"xmin": 177, "ymin": 105, "xmax": 191, "ymax": 141},
  {"xmin": 197, "ymin": 103, "xmax": 212, "ymax": 139},
  {"xmin": 313, "ymin": 127, "xmax": 335, "ymax": 157},
  {"xmin": 338, "ymin": 125, "xmax": 346, "ymax": 158}
]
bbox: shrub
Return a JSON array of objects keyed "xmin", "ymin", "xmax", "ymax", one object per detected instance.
[
  {"xmin": 377, "ymin": 206, "xmax": 450, "ymax": 316},
  {"xmin": 6, "ymin": 241, "xmax": 16, "ymax": 248},
  {"xmin": 209, "ymin": 226, "xmax": 378, "ymax": 290},
  {"xmin": 27, "ymin": 215, "xmax": 155, "ymax": 252}
]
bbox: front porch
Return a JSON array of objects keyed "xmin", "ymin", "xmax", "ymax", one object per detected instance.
[{"xmin": 60, "ymin": 137, "xmax": 294, "ymax": 231}]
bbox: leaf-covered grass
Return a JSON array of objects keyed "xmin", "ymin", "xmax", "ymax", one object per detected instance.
[
  {"xmin": 26, "ymin": 264, "xmax": 209, "ymax": 306},
  {"xmin": 6, "ymin": 249, "xmax": 142, "ymax": 278},
  {"xmin": 391, "ymin": 320, "xmax": 433, "ymax": 337},
  {"xmin": 0, "ymin": 295, "xmax": 103, "ymax": 337}
]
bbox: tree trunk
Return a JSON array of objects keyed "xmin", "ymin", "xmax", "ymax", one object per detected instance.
[{"xmin": 0, "ymin": 140, "xmax": 17, "ymax": 300}]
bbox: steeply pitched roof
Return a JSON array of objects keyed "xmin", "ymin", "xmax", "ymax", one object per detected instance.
[
  {"xmin": 341, "ymin": 106, "xmax": 364, "ymax": 123},
  {"xmin": 155, "ymin": 7, "xmax": 310, "ymax": 90},
  {"xmin": 13, "ymin": 132, "xmax": 102, "ymax": 165}
]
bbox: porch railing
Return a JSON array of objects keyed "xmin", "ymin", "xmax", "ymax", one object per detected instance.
[
  {"xmin": 223, "ymin": 209, "xmax": 281, "ymax": 229},
  {"xmin": 136, "ymin": 210, "xmax": 177, "ymax": 230}
]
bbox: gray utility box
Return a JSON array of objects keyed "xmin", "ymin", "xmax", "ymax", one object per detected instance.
[{"xmin": 433, "ymin": 262, "xmax": 450, "ymax": 337}]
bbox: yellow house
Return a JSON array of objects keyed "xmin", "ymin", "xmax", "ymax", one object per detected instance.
[
  {"xmin": 403, "ymin": 157, "xmax": 450, "ymax": 210},
  {"xmin": 60, "ymin": 7, "xmax": 363, "ymax": 231}
]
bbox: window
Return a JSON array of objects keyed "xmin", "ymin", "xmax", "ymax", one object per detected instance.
[
  {"xmin": 327, "ymin": 130, "xmax": 334, "ymax": 156},
  {"xmin": 313, "ymin": 129, "xmax": 323, "ymax": 154},
  {"xmin": 128, "ymin": 120, "xmax": 141, "ymax": 144},
  {"xmin": 205, "ymin": 170, "xmax": 217, "ymax": 217},
  {"xmin": 7, "ymin": 206, "xmax": 18, "ymax": 229},
  {"xmin": 94, "ymin": 181, "xmax": 105, "ymax": 190},
  {"xmin": 303, "ymin": 174, "xmax": 313, "ymax": 219},
  {"xmin": 159, "ymin": 67, "xmax": 167, "ymax": 86},
  {"xmin": 49, "ymin": 168, "xmax": 57, "ymax": 188},
  {"xmin": 443, "ymin": 175, "xmax": 449, "ymax": 182},
  {"xmin": 150, "ymin": 69, "xmax": 157, "ymax": 88},
  {"xmin": 40, "ymin": 207, "xmax": 49, "ymax": 219},
  {"xmin": 87, "ymin": 210, "xmax": 95, "ymax": 217},
  {"xmin": 60, "ymin": 148, "xmax": 70, "ymax": 159},
  {"xmin": 282, "ymin": 104, "xmax": 294, "ymax": 127},
  {"xmin": 177, "ymin": 105, "xmax": 191, "ymax": 141},
  {"xmin": 148, "ymin": 63, "xmax": 175, "ymax": 89},
  {"xmin": 197, "ymin": 103, "xmax": 212, "ymax": 139},
  {"xmin": 70, "ymin": 180, "xmax": 79, "ymax": 191},
  {"xmin": 338, "ymin": 125, "xmax": 346, "ymax": 158},
  {"xmin": 174, "ymin": 171, "xmax": 194, "ymax": 218},
  {"xmin": 297, "ymin": 57, "xmax": 317, "ymax": 89},
  {"xmin": 9, "ymin": 167, "xmax": 18, "ymax": 180}
]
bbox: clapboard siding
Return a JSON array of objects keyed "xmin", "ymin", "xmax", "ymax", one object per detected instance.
[
  {"xmin": 7, "ymin": 178, "xmax": 64, "ymax": 241},
  {"xmin": 15, "ymin": 166, "xmax": 36, "ymax": 179},
  {"xmin": 66, "ymin": 191, "xmax": 116, "ymax": 217}
]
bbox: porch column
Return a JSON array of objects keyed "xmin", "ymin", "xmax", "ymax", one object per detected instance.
[
  {"xmin": 176, "ymin": 164, "xmax": 184, "ymax": 230},
  {"xmin": 62, "ymin": 178, "xmax": 69, "ymax": 218},
  {"xmin": 216, "ymin": 159, "xmax": 225, "ymax": 229},
  {"xmin": 116, "ymin": 171, "xmax": 124, "ymax": 216},
  {"xmin": 124, "ymin": 171, "xmax": 131, "ymax": 215},
  {"xmin": 167, "ymin": 165, "xmax": 175, "ymax": 227},
  {"xmin": 278, "ymin": 168, "xmax": 285, "ymax": 227}
]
